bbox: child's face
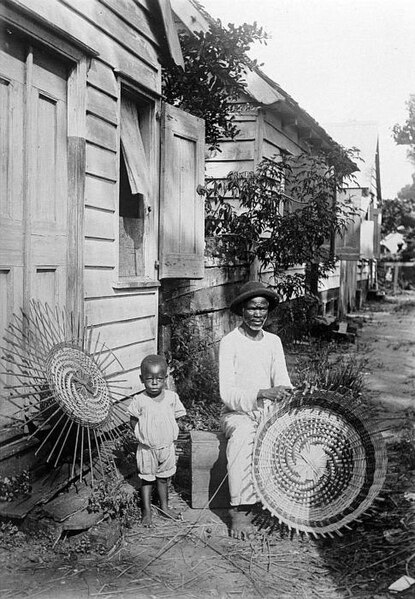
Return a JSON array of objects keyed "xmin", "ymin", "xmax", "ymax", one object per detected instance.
[{"xmin": 140, "ymin": 363, "xmax": 167, "ymax": 397}]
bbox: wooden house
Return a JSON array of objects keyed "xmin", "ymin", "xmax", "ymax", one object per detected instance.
[
  {"xmin": 0, "ymin": 0, "xmax": 206, "ymax": 424},
  {"xmin": 159, "ymin": 0, "xmax": 360, "ymax": 351},
  {"xmin": 324, "ymin": 122, "xmax": 382, "ymax": 314}
]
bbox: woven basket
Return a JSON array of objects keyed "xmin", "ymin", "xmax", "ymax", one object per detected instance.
[
  {"xmin": 46, "ymin": 342, "xmax": 112, "ymax": 428},
  {"xmin": 252, "ymin": 391, "xmax": 387, "ymax": 535}
]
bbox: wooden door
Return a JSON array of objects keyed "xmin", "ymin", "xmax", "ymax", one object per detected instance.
[
  {"xmin": 0, "ymin": 34, "xmax": 25, "ymax": 349},
  {"xmin": 0, "ymin": 36, "xmax": 68, "ymax": 317},
  {"xmin": 0, "ymin": 33, "xmax": 68, "ymax": 419},
  {"xmin": 29, "ymin": 49, "xmax": 68, "ymax": 307}
]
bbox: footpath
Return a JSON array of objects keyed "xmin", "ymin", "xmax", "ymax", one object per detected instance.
[{"xmin": 360, "ymin": 291, "xmax": 415, "ymax": 414}]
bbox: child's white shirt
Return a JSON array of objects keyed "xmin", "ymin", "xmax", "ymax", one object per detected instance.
[{"xmin": 127, "ymin": 389, "xmax": 186, "ymax": 449}]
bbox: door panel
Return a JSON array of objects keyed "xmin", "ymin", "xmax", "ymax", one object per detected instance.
[
  {"xmin": 0, "ymin": 35, "xmax": 69, "ymax": 417},
  {"xmin": 30, "ymin": 62, "xmax": 68, "ymax": 308}
]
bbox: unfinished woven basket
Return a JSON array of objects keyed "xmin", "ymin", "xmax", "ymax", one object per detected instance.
[
  {"xmin": 1, "ymin": 301, "xmax": 129, "ymax": 482},
  {"xmin": 252, "ymin": 391, "xmax": 387, "ymax": 535}
]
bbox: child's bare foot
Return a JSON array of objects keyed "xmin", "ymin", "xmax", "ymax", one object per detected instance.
[
  {"xmin": 229, "ymin": 507, "xmax": 256, "ymax": 540},
  {"xmin": 156, "ymin": 505, "xmax": 182, "ymax": 521},
  {"xmin": 141, "ymin": 510, "xmax": 153, "ymax": 527}
]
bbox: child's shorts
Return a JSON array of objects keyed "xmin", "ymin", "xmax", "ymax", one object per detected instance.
[{"xmin": 136, "ymin": 442, "xmax": 176, "ymax": 482}]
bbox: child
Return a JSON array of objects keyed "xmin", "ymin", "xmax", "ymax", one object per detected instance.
[{"xmin": 128, "ymin": 354, "xmax": 186, "ymax": 527}]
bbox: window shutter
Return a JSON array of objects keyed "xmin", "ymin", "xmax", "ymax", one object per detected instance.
[
  {"xmin": 120, "ymin": 97, "xmax": 150, "ymax": 198},
  {"xmin": 335, "ymin": 191, "xmax": 361, "ymax": 261},
  {"xmin": 159, "ymin": 103, "xmax": 205, "ymax": 279}
]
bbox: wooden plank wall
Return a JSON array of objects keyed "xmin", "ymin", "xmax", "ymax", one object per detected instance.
[
  {"xmin": 160, "ymin": 238, "xmax": 250, "ymax": 347},
  {"xmin": 14, "ymin": 0, "xmax": 163, "ymax": 394},
  {"xmin": 80, "ymin": 1, "xmax": 159, "ymax": 393},
  {"xmin": 195, "ymin": 103, "xmax": 312, "ymax": 341},
  {"xmin": 261, "ymin": 110, "xmax": 309, "ymax": 160}
]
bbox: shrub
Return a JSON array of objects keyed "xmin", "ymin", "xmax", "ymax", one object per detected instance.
[
  {"xmin": 291, "ymin": 341, "xmax": 368, "ymax": 399},
  {"xmin": 88, "ymin": 478, "xmax": 140, "ymax": 528},
  {"xmin": 168, "ymin": 315, "xmax": 222, "ymax": 430}
]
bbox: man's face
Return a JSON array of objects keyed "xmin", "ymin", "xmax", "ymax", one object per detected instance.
[{"xmin": 242, "ymin": 296, "xmax": 269, "ymax": 331}]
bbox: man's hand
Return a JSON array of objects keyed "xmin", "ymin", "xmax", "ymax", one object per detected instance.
[{"xmin": 257, "ymin": 386, "xmax": 292, "ymax": 402}]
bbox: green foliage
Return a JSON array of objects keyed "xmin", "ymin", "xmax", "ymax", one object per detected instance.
[
  {"xmin": 168, "ymin": 315, "xmax": 221, "ymax": 429},
  {"xmin": 381, "ymin": 195, "xmax": 415, "ymax": 237},
  {"xmin": 203, "ymin": 152, "xmax": 358, "ymax": 298},
  {"xmin": 0, "ymin": 470, "xmax": 31, "ymax": 502},
  {"xmin": 393, "ymin": 94, "xmax": 415, "ymax": 164},
  {"xmin": 291, "ymin": 342, "xmax": 368, "ymax": 399},
  {"xmin": 268, "ymin": 295, "xmax": 320, "ymax": 344},
  {"xmin": 88, "ymin": 479, "xmax": 140, "ymax": 528},
  {"xmin": 162, "ymin": 19, "xmax": 268, "ymax": 151},
  {"xmin": 397, "ymin": 172, "xmax": 415, "ymax": 202},
  {"xmin": 0, "ymin": 521, "xmax": 26, "ymax": 549}
]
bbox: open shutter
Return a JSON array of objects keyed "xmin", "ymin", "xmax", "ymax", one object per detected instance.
[
  {"xmin": 120, "ymin": 97, "xmax": 150, "ymax": 198},
  {"xmin": 335, "ymin": 191, "xmax": 361, "ymax": 260},
  {"xmin": 159, "ymin": 103, "xmax": 205, "ymax": 279}
]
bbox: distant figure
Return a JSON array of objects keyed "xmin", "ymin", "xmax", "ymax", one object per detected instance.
[
  {"xmin": 219, "ymin": 281, "xmax": 293, "ymax": 539},
  {"xmin": 128, "ymin": 354, "xmax": 186, "ymax": 527}
]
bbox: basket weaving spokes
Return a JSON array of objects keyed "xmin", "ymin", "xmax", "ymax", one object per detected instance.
[
  {"xmin": 252, "ymin": 390, "xmax": 387, "ymax": 536},
  {"xmin": 1, "ymin": 300, "xmax": 130, "ymax": 483}
]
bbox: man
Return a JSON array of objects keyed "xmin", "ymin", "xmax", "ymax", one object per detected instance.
[{"xmin": 219, "ymin": 281, "xmax": 292, "ymax": 539}]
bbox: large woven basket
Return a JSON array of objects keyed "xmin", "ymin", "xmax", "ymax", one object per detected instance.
[{"xmin": 252, "ymin": 391, "xmax": 387, "ymax": 535}]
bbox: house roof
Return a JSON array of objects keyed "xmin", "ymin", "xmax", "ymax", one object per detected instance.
[
  {"xmin": 171, "ymin": 0, "xmax": 355, "ymax": 157},
  {"xmin": 153, "ymin": 0, "xmax": 184, "ymax": 68}
]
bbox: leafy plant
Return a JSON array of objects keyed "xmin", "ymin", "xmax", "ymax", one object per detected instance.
[
  {"xmin": 203, "ymin": 151, "xmax": 359, "ymax": 298},
  {"xmin": 162, "ymin": 19, "xmax": 268, "ymax": 151},
  {"xmin": 88, "ymin": 479, "xmax": 140, "ymax": 528},
  {"xmin": 167, "ymin": 315, "xmax": 221, "ymax": 429},
  {"xmin": 393, "ymin": 94, "xmax": 415, "ymax": 164},
  {"xmin": 0, "ymin": 470, "xmax": 31, "ymax": 502},
  {"xmin": 291, "ymin": 342, "xmax": 368, "ymax": 399},
  {"xmin": 268, "ymin": 294, "xmax": 321, "ymax": 343}
]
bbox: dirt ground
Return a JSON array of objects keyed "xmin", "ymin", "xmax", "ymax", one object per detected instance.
[{"xmin": 1, "ymin": 292, "xmax": 415, "ymax": 599}]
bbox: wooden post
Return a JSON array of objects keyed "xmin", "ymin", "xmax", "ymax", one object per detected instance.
[{"xmin": 392, "ymin": 263, "xmax": 399, "ymax": 295}]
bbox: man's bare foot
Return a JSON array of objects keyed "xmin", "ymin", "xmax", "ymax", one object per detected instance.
[
  {"xmin": 141, "ymin": 510, "xmax": 153, "ymax": 527},
  {"xmin": 229, "ymin": 507, "xmax": 256, "ymax": 540},
  {"xmin": 156, "ymin": 505, "xmax": 182, "ymax": 520}
]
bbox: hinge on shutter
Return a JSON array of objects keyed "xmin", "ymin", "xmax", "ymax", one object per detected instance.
[{"xmin": 154, "ymin": 260, "xmax": 160, "ymax": 269}]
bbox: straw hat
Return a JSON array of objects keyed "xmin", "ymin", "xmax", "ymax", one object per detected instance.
[{"xmin": 230, "ymin": 281, "xmax": 279, "ymax": 315}]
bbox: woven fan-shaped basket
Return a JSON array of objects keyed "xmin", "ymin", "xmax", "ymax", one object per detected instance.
[
  {"xmin": 1, "ymin": 300, "xmax": 129, "ymax": 482},
  {"xmin": 252, "ymin": 391, "xmax": 387, "ymax": 535}
]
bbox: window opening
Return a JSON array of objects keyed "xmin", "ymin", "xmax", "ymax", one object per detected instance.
[{"xmin": 119, "ymin": 94, "xmax": 151, "ymax": 278}]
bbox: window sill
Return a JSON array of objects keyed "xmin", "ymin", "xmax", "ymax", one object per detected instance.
[{"xmin": 113, "ymin": 278, "xmax": 160, "ymax": 290}]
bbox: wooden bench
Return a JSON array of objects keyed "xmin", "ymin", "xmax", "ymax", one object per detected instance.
[{"xmin": 190, "ymin": 430, "xmax": 230, "ymax": 508}]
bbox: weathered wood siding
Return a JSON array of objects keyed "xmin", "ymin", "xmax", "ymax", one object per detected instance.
[
  {"xmin": 14, "ymin": 0, "xmax": 161, "ymax": 92},
  {"xmin": 5, "ymin": 0, "xmax": 164, "ymax": 395},
  {"xmin": 79, "ymin": 2, "xmax": 159, "ymax": 393},
  {"xmin": 206, "ymin": 105, "xmax": 309, "ymax": 181},
  {"xmin": 160, "ymin": 237, "xmax": 250, "ymax": 346}
]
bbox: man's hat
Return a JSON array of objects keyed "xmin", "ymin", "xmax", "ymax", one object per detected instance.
[{"xmin": 230, "ymin": 281, "xmax": 279, "ymax": 316}]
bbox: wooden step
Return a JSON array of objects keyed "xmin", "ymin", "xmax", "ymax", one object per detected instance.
[{"xmin": 190, "ymin": 430, "xmax": 230, "ymax": 509}]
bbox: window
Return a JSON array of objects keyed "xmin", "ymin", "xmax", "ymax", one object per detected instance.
[{"xmin": 118, "ymin": 93, "xmax": 151, "ymax": 279}]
